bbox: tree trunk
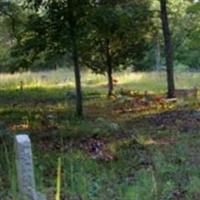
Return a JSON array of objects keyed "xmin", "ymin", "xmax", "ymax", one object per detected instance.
[
  {"xmin": 160, "ymin": 0, "xmax": 175, "ymax": 98},
  {"xmin": 72, "ymin": 36, "xmax": 83, "ymax": 116},
  {"xmin": 68, "ymin": 0, "xmax": 83, "ymax": 116},
  {"xmin": 105, "ymin": 39, "xmax": 113, "ymax": 97}
]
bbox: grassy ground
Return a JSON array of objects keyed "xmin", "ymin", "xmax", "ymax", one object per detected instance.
[{"xmin": 1, "ymin": 69, "xmax": 200, "ymax": 200}]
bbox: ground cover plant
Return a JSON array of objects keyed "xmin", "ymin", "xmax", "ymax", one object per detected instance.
[{"xmin": 1, "ymin": 69, "xmax": 200, "ymax": 200}]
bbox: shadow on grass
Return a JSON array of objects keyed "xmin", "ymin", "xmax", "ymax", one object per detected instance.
[
  {"xmin": 0, "ymin": 86, "xmax": 104, "ymax": 105},
  {"xmin": 0, "ymin": 87, "xmax": 67, "ymax": 104}
]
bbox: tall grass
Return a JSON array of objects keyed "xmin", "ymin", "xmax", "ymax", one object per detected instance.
[
  {"xmin": 0, "ymin": 140, "xmax": 17, "ymax": 199},
  {"xmin": 1, "ymin": 69, "xmax": 200, "ymax": 92}
]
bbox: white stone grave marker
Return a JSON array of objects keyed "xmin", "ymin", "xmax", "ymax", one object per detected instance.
[{"xmin": 15, "ymin": 134, "xmax": 46, "ymax": 200}]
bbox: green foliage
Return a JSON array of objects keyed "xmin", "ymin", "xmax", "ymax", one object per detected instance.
[
  {"xmin": 172, "ymin": 1, "xmax": 200, "ymax": 69},
  {"xmin": 0, "ymin": 0, "xmax": 26, "ymax": 72},
  {"xmin": 81, "ymin": 0, "xmax": 153, "ymax": 73},
  {"xmin": 0, "ymin": 0, "xmax": 199, "ymax": 72},
  {"xmin": 9, "ymin": 14, "xmax": 49, "ymax": 71},
  {"xmin": 133, "ymin": 0, "xmax": 200, "ymax": 71},
  {"xmin": 94, "ymin": 117, "xmax": 120, "ymax": 135},
  {"xmin": 122, "ymin": 169, "xmax": 156, "ymax": 200},
  {"xmin": 15, "ymin": 0, "xmax": 90, "ymax": 67},
  {"xmin": 1, "ymin": 0, "xmax": 154, "ymax": 73}
]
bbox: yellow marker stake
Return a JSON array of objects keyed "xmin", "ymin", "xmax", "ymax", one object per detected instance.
[{"xmin": 55, "ymin": 157, "xmax": 61, "ymax": 200}]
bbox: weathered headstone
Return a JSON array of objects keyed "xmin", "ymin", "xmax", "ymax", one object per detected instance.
[{"xmin": 15, "ymin": 134, "xmax": 46, "ymax": 200}]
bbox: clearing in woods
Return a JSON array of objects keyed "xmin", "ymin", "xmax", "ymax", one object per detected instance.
[{"xmin": 1, "ymin": 69, "xmax": 200, "ymax": 200}]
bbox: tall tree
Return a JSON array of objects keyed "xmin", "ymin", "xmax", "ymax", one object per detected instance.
[
  {"xmin": 82, "ymin": 0, "xmax": 152, "ymax": 96},
  {"xmin": 46, "ymin": 0, "xmax": 89, "ymax": 116},
  {"xmin": 18, "ymin": 0, "xmax": 91, "ymax": 116},
  {"xmin": 160, "ymin": 0, "xmax": 175, "ymax": 98}
]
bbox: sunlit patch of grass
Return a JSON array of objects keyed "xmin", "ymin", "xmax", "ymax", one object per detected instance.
[
  {"xmin": 1, "ymin": 69, "xmax": 200, "ymax": 93},
  {"xmin": 0, "ymin": 69, "xmax": 75, "ymax": 90}
]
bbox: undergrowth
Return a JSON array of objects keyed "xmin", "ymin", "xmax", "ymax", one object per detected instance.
[{"xmin": 1, "ymin": 69, "xmax": 200, "ymax": 200}]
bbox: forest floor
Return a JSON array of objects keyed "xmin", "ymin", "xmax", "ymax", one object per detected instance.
[{"xmin": 1, "ymin": 69, "xmax": 200, "ymax": 200}]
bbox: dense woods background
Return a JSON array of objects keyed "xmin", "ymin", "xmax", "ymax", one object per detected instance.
[{"xmin": 0, "ymin": 0, "xmax": 199, "ymax": 73}]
